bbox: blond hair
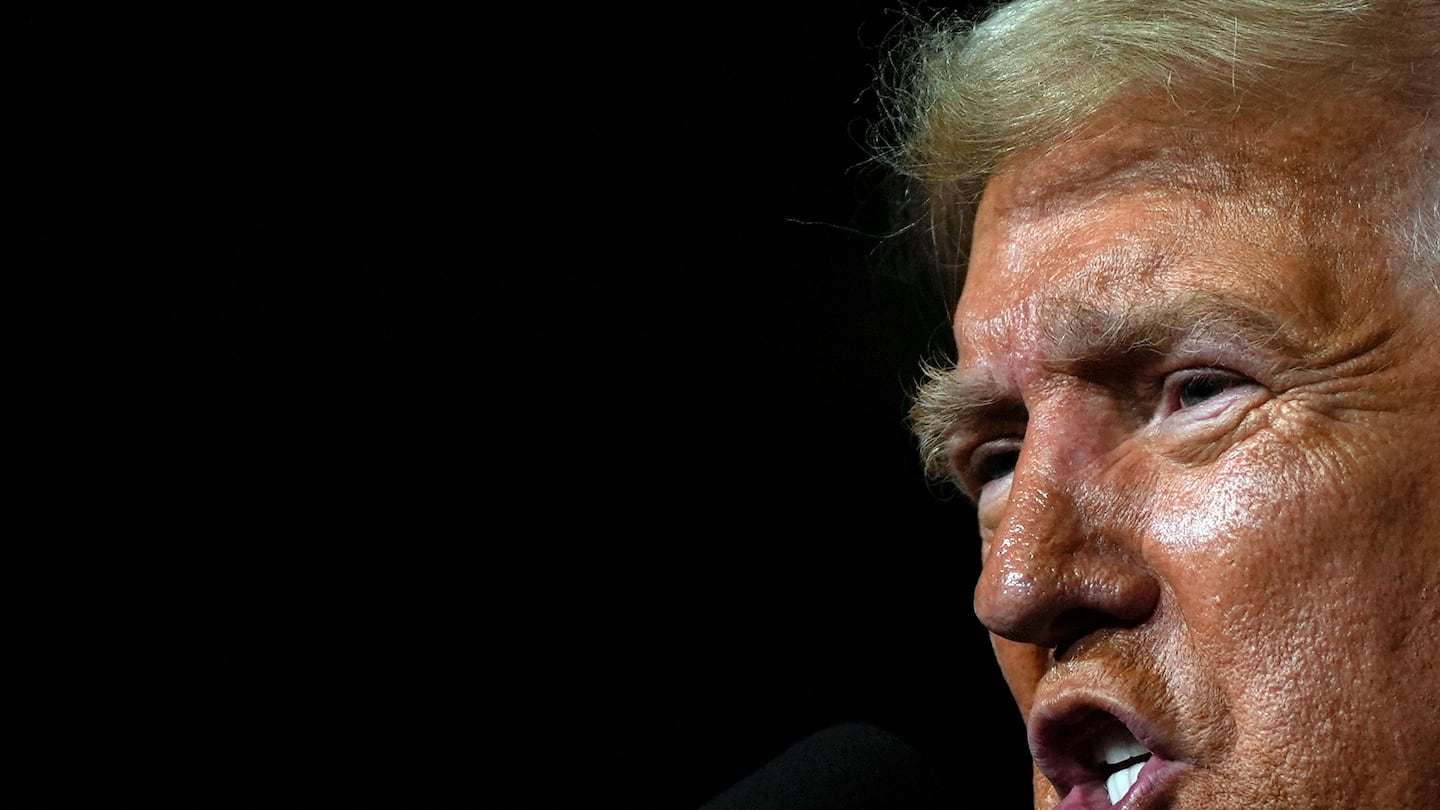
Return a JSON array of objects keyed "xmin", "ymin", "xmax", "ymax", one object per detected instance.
[{"xmin": 869, "ymin": 0, "xmax": 1440, "ymax": 305}]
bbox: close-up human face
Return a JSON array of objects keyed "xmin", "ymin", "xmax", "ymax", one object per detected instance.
[{"xmin": 944, "ymin": 110, "xmax": 1440, "ymax": 809}]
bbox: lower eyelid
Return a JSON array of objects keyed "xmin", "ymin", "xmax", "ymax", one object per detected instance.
[
  {"xmin": 977, "ymin": 473, "xmax": 1012, "ymax": 522},
  {"xmin": 1159, "ymin": 381, "xmax": 1267, "ymax": 426}
]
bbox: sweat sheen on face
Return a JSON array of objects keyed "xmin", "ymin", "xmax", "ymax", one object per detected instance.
[{"xmin": 938, "ymin": 106, "xmax": 1440, "ymax": 809}]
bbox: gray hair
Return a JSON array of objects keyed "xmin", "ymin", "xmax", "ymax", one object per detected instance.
[{"xmin": 869, "ymin": 0, "xmax": 1440, "ymax": 306}]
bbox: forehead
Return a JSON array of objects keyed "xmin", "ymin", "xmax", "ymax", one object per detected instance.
[{"xmin": 954, "ymin": 109, "xmax": 1402, "ymax": 365}]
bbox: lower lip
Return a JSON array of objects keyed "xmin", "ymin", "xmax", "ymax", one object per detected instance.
[{"xmin": 1054, "ymin": 756, "xmax": 1186, "ymax": 810}]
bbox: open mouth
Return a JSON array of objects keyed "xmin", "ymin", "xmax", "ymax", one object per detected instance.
[
  {"xmin": 1093, "ymin": 724, "xmax": 1153, "ymax": 805},
  {"xmin": 1031, "ymin": 697, "xmax": 1185, "ymax": 809}
]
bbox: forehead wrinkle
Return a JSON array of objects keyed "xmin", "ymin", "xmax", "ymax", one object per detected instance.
[
  {"xmin": 993, "ymin": 120, "xmax": 1245, "ymax": 223},
  {"xmin": 966, "ymin": 204, "xmax": 1195, "ymax": 348}
]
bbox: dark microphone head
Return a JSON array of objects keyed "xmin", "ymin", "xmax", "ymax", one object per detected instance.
[{"xmin": 701, "ymin": 723, "xmax": 955, "ymax": 810}]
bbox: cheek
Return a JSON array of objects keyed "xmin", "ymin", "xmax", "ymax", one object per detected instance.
[
  {"xmin": 1144, "ymin": 456, "xmax": 1317, "ymax": 648},
  {"xmin": 1130, "ymin": 448, "xmax": 1345, "ymax": 731},
  {"xmin": 1143, "ymin": 438, "xmax": 1438, "ymax": 749},
  {"xmin": 1147, "ymin": 428, "xmax": 1406, "ymax": 619},
  {"xmin": 1146, "ymin": 474, "xmax": 1271, "ymax": 584}
]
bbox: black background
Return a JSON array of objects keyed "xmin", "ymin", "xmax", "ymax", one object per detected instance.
[
  {"xmin": 27, "ymin": 2, "xmax": 1035, "ymax": 807},
  {"xmin": 299, "ymin": 1, "xmax": 1036, "ymax": 806},
  {"xmin": 635, "ymin": 2, "xmax": 1037, "ymax": 808}
]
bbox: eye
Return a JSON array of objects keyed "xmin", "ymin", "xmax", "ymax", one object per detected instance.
[
  {"xmin": 1164, "ymin": 368, "xmax": 1252, "ymax": 414},
  {"xmin": 965, "ymin": 439, "xmax": 1022, "ymax": 492}
]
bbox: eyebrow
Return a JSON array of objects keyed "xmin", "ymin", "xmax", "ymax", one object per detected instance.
[
  {"xmin": 909, "ymin": 292, "xmax": 1297, "ymax": 482},
  {"xmin": 1046, "ymin": 291, "xmax": 1296, "ymax": 369},
  {"xmin": 910, "ymin": 363, "xmax": 1014, "ymax": 482}
]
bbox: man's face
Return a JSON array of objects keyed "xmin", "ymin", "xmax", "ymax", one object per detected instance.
[{"xmin": 949, "ymin": 111, "xmax": 1440, "ymax": 809}]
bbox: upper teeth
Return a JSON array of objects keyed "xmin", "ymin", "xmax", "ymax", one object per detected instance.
[
  {"xmin": 1093, "ymin": 726, "xmax": 1151, "ymax": 805},
  {"xmin": 1097, "ymin": 729, "xmax": 1148, "ymax": 766}
]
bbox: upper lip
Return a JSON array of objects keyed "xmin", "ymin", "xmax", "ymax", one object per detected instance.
[{"xmin": 1027, "ymin": 686, "xmax": 1174, "ymax": 798}]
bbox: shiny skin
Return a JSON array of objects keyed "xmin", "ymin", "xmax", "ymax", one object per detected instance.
[{"xmin": 951, "ymin": 105, "xmax": 1440, "ymax": 808}]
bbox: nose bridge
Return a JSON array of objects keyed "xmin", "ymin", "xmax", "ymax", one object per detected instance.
[
  {"xmin": 984, "ymin": 432, "xmax": 1090, "ymax": 590},
  {"xmin": 973, "ymin": 404, "xmax": 1157, "ymax": 650}
]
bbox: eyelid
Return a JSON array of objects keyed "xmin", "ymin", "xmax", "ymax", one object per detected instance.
[
  {"xmin": 961, "ymin": 437, "xmax": 1023, "ymax": 496},
  {"xmin": 1157, "ymin": 366, "xmax": 1261, "ymax": 421}
]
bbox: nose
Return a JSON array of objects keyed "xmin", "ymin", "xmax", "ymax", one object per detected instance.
[{"xmin": 972, "ymin": 427, "xmax": 1159, "ymax": 655}]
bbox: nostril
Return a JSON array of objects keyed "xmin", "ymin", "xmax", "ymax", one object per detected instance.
[{"xmin": 1049, "ymin": 607, "xmax": 1128, "ymax": 659}]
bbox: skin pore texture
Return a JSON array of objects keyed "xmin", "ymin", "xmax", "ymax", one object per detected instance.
[{"xmin": 931, "ymin": 97, "xmax": 1440, "ymax": 809}]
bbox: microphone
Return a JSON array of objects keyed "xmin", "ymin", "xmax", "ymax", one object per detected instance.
[{"xmin": 701, "ymin": 723, "xmax": 956, "ymax": 810}]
